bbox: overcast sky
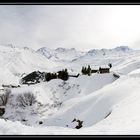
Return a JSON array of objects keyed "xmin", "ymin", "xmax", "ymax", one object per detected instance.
[{"xmin": 0, "ymin": 5, "xmax": 140, "ymax": 51}]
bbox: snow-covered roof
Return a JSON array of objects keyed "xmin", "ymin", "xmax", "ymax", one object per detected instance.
[
  {"xmin": 68, "ymin": 71, "xmax": 79, "ymax": 75},
  {"xmin": 91, "ymin": 65, "xmax": 110, "ymax": 69},
  {"xmin": 100, "ymin": 65, "xmax": 110, "ymax": 69},
  {"xmin": 0, "ymin": 106, "xmax": 5, "ymax": 109},
  {"xmin": 91, "ymin": 66, "xmax": 99, "ymax": 70}
]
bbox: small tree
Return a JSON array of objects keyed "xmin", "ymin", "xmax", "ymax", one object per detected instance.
[
  {"xmin": 45, "ymin": 72, "xmax": 58, "ymax": 82},
  {"xmin": 84, "ymin": 67, "xmax": 87, "ymax": 75},
  {"xmin": 17, "ymin": 92, "xmax": 36, "ymax": 108},
  {"xmin": 51, "ymin": 73, "xmax": 57, "ymax": 79},
  {"xmin": 99, "ymin": 67, "xmax": 101, "ymax": 73},
  {"xmin": 58, "ymin": 71, "xmax": 62, "ymax": 79},
  {"xmin": 87, "ymin": 65, "xmax": 91, "ymax": 76},
  {"xmin": 108, "ymin": 63, "xmax": 112, "ymax": 68},
  {"xmin": 81, "ymin": 66, "xmax": 86, "ymax": 75},
  {"xmin": 61, "ymin": 69, "xmax": 69, "ymax": 81},
  {"xmin": 81, "ymin": 65, "xmax": 91, "ymax": 76},
  {"xmin": 0, "ymin": 89, "xmax": 11, "ymax": 106},
  {"xmin": 58, "ymin": 69, "xmax": 69, "ymax": 81},
  {"xmin": 45, "ymin": 72, "xmax": 51, "ymax": 81},
  {"xmin": 81, "ymin": 66, "xmax": 84, "ymax": 75}
]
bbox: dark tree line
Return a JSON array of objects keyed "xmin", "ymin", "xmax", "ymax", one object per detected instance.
[
  {"xmin": 57, "ymin": 69, "xmax": 69, "ymax": 81},
  {"xmin": 45, "ymin": 69, "xmax": 69, "ymax": 82},
  {"xmin": 21, "ymin": 69, "xmax": 69, "ymax": 85},
  {"xmin": 21, "ymin": 63, "xmax": 112, "ymax": 85},
  {"xmin": 45, "ymin": 73, "xmax": 57, "ymax": 82},
  {"xmin": 81, "ymin": 65, "xmax": 92, "ymax": 76}
]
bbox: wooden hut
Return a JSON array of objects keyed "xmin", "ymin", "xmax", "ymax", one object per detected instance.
[
  {"xmin": 91, "ymin": 69, "xmax": 98, "ymax": 73},
  {"xmin": 99, "ymin": 67, "xmax": 110, "ymax": 74}
]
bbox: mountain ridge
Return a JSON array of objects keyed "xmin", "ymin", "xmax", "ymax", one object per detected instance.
[{"xmin": 36, "ymin": 46, "xmax": 134, "ymax": 62}]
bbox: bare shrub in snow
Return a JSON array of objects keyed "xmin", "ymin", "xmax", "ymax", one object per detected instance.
[
  {"xmin": 0, "ymin": 89, "xmax": 11, "ymax": 116},
  {"xmin": 0, "ymin": 89, "xmax": 11, "ymax": 106},
  {"xmin": 16, "ymin": 92, "xmax": 36, "ymax": 108},
  {"xmin": 71, "ymin": 118, "xmax": 83, "ymax": 129},
  {"xmin": 75, "ymin": 120, "xmax": 83, "ymax": 129},
  {"xmin": 39, "ymin": 121, "xmax": 43, "ymax": 124}
]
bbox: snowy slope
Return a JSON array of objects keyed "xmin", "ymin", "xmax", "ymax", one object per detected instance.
[
  {"xmin": 1, "ymin": 45, "xmax": 140, "ymax": 135},
  {"xmin": 0, "ymin": 44, "xmax": 61, "ymax": 85},
  {"xmin": 36, "ymin": 46, "xmax": 138, "ymax": 75},
  {"xmin": 1, "ymin": 75, "xmax": 140, "ymax": 134},
  {"xmin": 2, "ymin": 73, "xmax": 117, "ymax": 126}
]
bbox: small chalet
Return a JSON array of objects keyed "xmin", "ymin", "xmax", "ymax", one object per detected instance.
[
  {"xmin": 90, "ymin": 66, "xmax": 99, "ymax": 74},
  {"xmin": 99, "ymin": 66, "xmax": 110, "ymax": 74},
  {"xmin": 91, "ymin": 69, "xmax": 98, "ymax": 73},
  {"xmin": 69, "ymin": 73, "xmax": 80, "ymax": 78},
  {"xmin": 68, "ymin": 71, "xmax": 80, "ymax": 78}
]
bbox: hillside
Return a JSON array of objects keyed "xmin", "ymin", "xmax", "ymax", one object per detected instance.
[
  {"xmin": 0, "ymin": 44, "xmax": 61, "ymax": 85},
  {"xmin": 0, "ymin": 45, "xmax": 140, "ymax": 134}
]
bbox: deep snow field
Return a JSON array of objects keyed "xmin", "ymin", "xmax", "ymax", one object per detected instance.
[{"xmin": 0, "ymin": 45, "xmax": 140, "ymax": 135}]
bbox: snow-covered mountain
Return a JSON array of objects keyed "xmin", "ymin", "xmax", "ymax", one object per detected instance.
[
  {"xmin": 36, "ymin": 47, "xmax": 85, "ymax": 62},
  {"xmin": 1, "ymin": 44, "xmax": 140, "ymax": 134},
  {"xmin": 0, "ymin": 44, "xmax": 61, "ymax": 85},
  {"xmin": 36, "ymin": 46, "xmax": 135, "ymax": 63},
  {"xmin": 86, "ymin": 46, "xmax": 133, "ymax": 57}
]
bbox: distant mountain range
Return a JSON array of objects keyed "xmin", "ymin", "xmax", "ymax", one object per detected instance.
[{"xmin": 36, "ymin": 46, "xmax": 134, "ymax": 62}]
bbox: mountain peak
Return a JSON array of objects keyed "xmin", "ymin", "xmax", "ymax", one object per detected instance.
[
  {"xmin": 55, "ymin": 47, "xmax": 76, "ymax": 52},
  {"xmin": 86, "ymin": 46, "xmax": 133, "ymax": 57},
  {"xmin": 114, "ymin": 46, "xmax": 132, "ymax": 51}
]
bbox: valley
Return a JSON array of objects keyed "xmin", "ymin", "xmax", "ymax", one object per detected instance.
[{"xmin": 0, "ymin": 45, "xmax": 140, "ymax": 134}]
